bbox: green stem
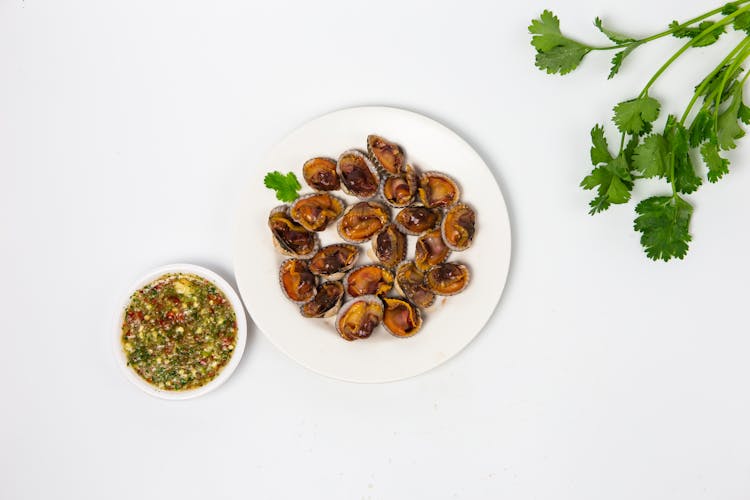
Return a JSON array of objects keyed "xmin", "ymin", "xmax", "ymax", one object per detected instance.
[
  {"xmin": 639, "ymin": 5, "xmax": 750, "ymax": 97},
  {"xmin": 712, "ymin": 42, "xmax": 750, "ymax": 126},
  {"xmin": 589, "ymin": 0, "xmax": 750, "ymax": 51},
  {"xmin": 680, "ymin": 35, "xmax": 750, "ymax": 125}
]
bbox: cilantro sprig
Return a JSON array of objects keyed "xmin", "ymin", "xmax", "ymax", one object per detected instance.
[
  {"xmin": 531, "ymin": 2, "xmax": 750, "ymax": 261},
  {"xmin": 264, "ymin": 171, "xmax": 301, "ymax": 202}
]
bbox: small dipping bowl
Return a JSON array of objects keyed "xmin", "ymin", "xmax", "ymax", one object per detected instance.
[{"xmin": 113, "ymin": 263, "xmax": 247, "ymax": 400}]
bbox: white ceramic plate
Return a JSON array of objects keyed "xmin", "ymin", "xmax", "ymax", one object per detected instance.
[
  {"xmin": 234, "ymin": 106, "xmax": 511, "ymax": 383},
  {"xmin": 113, "ymin": 263, "xmax": 247, "ymax": 399}
]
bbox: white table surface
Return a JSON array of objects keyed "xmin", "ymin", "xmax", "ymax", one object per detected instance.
[{"xmin": 2, "ymin": 0, "xmax": 749, "ymax": 498}]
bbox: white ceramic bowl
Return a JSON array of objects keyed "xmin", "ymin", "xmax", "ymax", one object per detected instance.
[{"xmin": 113, "ymin": 263, "xmax": 247, "ymax": 400}]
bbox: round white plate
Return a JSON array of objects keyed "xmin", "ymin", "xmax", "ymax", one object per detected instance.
[
  {"xmin": 234, "ymin": 106, "xmax": 511, "ymax": 383},
  {"xmin": 113, "ymin": 263, "xmax": 248, "ymax": 399}
]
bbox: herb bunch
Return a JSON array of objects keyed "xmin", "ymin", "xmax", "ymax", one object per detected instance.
[{"xmin": 530, "ymin": 2, "xmax": 750, "ymax": 261}]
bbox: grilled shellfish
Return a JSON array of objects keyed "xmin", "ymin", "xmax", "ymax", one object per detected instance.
[
  {"xmin": 414, "ymin": 229, "xmax": 451, "ymax": 271},
  {"xmin": 372, "ymin": 223, "xmax": 407, "ymax": 268},
  {"xmin": 300, "ymin": 281, "xmax": 345, "ymax": 318},
  {"xmin": 418, "ymin": 171, "xmax": 460, "ymax": 209},
  {"xmin": 303, "ymin": 157, "xmax": 340, "ymax": 191},
  {"xmin": 380, "ymin": 163, "xmax": 418, "ymax": 207},
  {"xmin": 382, "ymin": 297, "xmax": 423, "ymax": 338},
  {"xmin": 395, "ymin": 261, "xmax": 435, "ymax": 309},
  {"xmin": 394, "ymin": 206, "xmax": 440, "ymax": 236},
  {"xmin": 337, "ymin": 201, "xmax": 390, "ymax": 243},
  {"xmin": 345, "ymin": 265, "xmax": 394, "ymax": 297},
  {"xmin": 308, "ymin": 244, "xmax": 360, "ymax": 279},
  {"xmin": 367, "ymin": 134, "xmax": 405, "ymax": 175},
  {"xmin": 290, "ymin": 193, "xmax": 344, "ymax": 232},
  {"xmin": 425, "ymin": 263, "xmax": 470, "ymax": 296},
  {"xmin": 441, "ymin": 203, "xmax": 476, "ymax": 251},
  {"xmin": 335, "ymin": 295, "xmax": 384, "ymax": 341},
  {"xmin": 279, "ymin": 259, "xmax": 318, "ymax": 304},
  {"xmin": 337, "ymin": 150, "xmax": 380, "ymax": 199},
  {"xmin": 268, "ymin": 206, "xmax": 319, "ymax": 258}
]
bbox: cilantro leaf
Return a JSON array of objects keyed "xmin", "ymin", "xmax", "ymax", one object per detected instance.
[
  {"xmin": 733, "ymin": 12, "xmax": 750, "ymax": 33},
  {"xmin": 633, "ymin": 134, "xmax": 668, "ymax": 178},
  {"xmin": 670, "ymin": 20, "xmax": 724, "ymax": 47},
  {"xmin": 594, "ymin": 17, "xmax": 636, "ymax": 44},
  {"xmin": 717, "ymin": 86, "xmax": 746, "ymax": 150},
  {"xmin": 608, "ymin": 45, "xmax": 637, "ymax": 79},
  {"xmin": 688, "ymin": 109, "xmax": 714, "ymax": 147},
  {"xmin": 664, "ymin": 115, "xmax": 702, "ymax": 194},
  {"xmin": 700, "ymin": 142, "xmax": 730, "ymax": 182},
  {"xmin": 264, "ymin": 171, "xmax": 301, "ymax": 202},
  {"xmin": 613, "ymin": 96, "xmax": 661, "ymax": 135},
  {"xmin": 739, "ymin": 101, "xmax": 750, "ymax": 124},
  {"xmin": 581, "ymin": 154, "xmax": 633, "ymax": 213},
  {"xmin": 634, "ymin": 195, "xmax": 693, "ymax": 261},
  {"xmin": 529, "ymin": 10, "xmax": 591, "ymax": 75},
  {"xmin": 590, "ymin": 125, "xmax": 613, "ymax": 165}
]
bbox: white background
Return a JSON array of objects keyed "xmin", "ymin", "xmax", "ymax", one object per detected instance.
[{"xmin": 2, "ymin": 0, "xmax": 749, "ymax": 498}]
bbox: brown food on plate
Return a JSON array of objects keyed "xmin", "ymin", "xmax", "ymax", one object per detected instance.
[
  {"xmin": 395, "ymin": 206, "xmax": 440, "ymax": 235},
  {"xmin": 290, "ymin": 193, "xmax": 344, "ymax": 232},
  {"xmin": 367, "ymin": 134, "xmax": 405, "ymax": 175},
  {"xmin": 345, "ymin": 265, "xmax": 394, "ymax": 297},
  {"xmin": 335, "ymin": 296, "xmax": 384, "ymax": 341},
  {"xmin": 395, "ymin": 261, "xmax": 436, "ymax": 309},
  {"xmin": 414, "ymin": 229, "xmax": 451, "ymax": 271},
  {"xmin": 382, "ymin": 297, "xmax": 423, "ymax": 338},
  {"xmin": 268, "ymin": 206, "xmax": 319, "ymax": 258},
  {"xmin": 308, "ymin": 244, "xmax": 360, "ymax": 279},
  {"xmin": 337, "ymin": 150, "xmax": 380, "ymax": 199},
  {"xmin": 269, "ymin": 134, "xmax": 477, "ymax": 341},
  {"xmin": 418, "ymin": 171, "xmax": 460, "ymax": 209},
  {"xmin": 279, "ymin": 259, "xmax": 318, "ymax": 304},
  {"xmin": 337, "ymin": 201, "xmax": 390, "ymax": 243},
  {"xmin": 441, "ymin": 203, "xmax": 476, "ymax": 251},
  {"xmin": 380, "ymin": 163, "xmax": 418, "ymax": 207},
  {"xmin": 372, "ymin": 223, "xmax": 407, "ymax": 268},
  {"xmin": 303, "ymin": 157, "xmax": 340, "ymax": 191},
  {"xmin": 300, "ymin": 281, "xmax": 345, "ymax": 318},
  {"xmin": 426, "ymin": 262, "xmax": 470, "ymax": 296}
]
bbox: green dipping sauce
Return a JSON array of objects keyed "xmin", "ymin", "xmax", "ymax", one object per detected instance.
[{"xmin": 121, "ymin": 273, "xmax": 238, "ymax": 391}]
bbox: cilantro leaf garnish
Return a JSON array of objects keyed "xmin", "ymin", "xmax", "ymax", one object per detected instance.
[{"xmin": 264, "ymin": 171, "xmax": 301, "ymax": 202}]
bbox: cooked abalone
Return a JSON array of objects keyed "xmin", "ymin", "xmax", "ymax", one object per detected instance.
[
  {"xmin": 303, "ymin": 157, "xmax": 340, "ymax": 191},
  {"xmin": 300, "ymin": 281, "xmax": 345, "ymax": 318},
  {"xmin": 382, "ymin": 297, "xmax": 423, "ymax": 338},
  {"xmin": 426, "ymin": 263, "xmax": 470, "ymax": 296},
  {"xmin": 414, "ymin": 229, "xmax": 451, "ymax": 271},
  {"xmin": 335, "ymin": 295, "xmax": 384, "ymax": 341},
  {"xmin": 380, "ymin": 164, "xmax": 418, "ymax": 207},
  {"xmin": 290, "ymin": 193, "xmax": 344, "ymax": 232},
  {"xmin": 394, "ymin": 206, "xmax": 440, "ymax": 236},
  {"xmin": 395, "ymin": 261, "xmax": 435, "ymax": 309},
  {"xmin": 367, "ymin": 134, "xmax": 405, "ymax": 175},
  {"xmin": 279, "ymin": 259, "xmax": 318, "ymax": 304},
  {"xmin": 418, "ymin": 171, "xmax": 460, "ymax": 209},
  {"xmin": 337, "ymin": 150, "xmax": 380, "ymax": 199},
  {"xmin": 345, "ymin": 265, "xmax": 394, "ymax": 297},
  {"xmin": 372, "ymin": 223, "xmax": 406, "ymax": 268},
  {"xmin": 441, "ymin": 203, "xmax": 476, "ymax": 251},
  {"xmin": 268, "ymin": 206, "xmax": 319, "ymax": 258},
  {"xmin": 337, "ymin": 201, "xmax": 390, "ymax": 243},
  {"xmin": 308, "ymin": 244, "xmax": 360, "ymax": 279}
]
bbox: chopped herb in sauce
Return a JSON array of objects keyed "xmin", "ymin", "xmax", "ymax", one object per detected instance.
[{"xmin": 121, "ymin": 273, "xmax": 237, "ymax": 391}]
